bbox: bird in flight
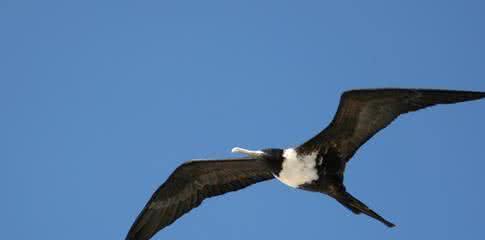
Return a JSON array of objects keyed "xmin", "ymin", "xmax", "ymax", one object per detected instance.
[{"xmin": 126, "ymin": 88, "xmax": 485, "ymax": 240}]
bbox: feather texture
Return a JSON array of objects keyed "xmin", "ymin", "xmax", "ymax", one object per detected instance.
[
  {"xmin": 298, "ymin": 88, "xmax": 485, "ymax": 162},
  {"xmin": 126, "ymin": 158, "xmax": 273, "ymax": 240}
]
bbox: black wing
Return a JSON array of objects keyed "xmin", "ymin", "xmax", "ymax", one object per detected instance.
[
  {"xmin": 298, "ymin": 88, "xmax": 485, "ymax": 163},
  {"xmin": 126, "ymin": 158, "xmax": 273, "ymax": 240}
]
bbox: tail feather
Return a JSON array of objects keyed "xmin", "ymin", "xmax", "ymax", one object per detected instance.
[{"xmin": 336, "ymin": 192, "xmax": 395, "ymax": 228}]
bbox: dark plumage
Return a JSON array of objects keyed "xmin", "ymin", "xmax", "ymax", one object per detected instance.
[
  {"xmin": 126, "ymin": 159, "xmax": 273, "ymax": 240},
  {"xmin": 126, "ymin": 88, "xmax": 485, "ymax": 240}
]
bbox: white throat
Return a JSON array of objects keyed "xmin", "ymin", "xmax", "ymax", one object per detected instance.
[{"xmin": 274, "ymin": 148, "xmax": 319, "ymax": 188}]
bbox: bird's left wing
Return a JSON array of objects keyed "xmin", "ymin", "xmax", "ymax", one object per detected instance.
[
  {"xmin": 297, "ymin": 88, "xmax": 485, "ymax": 162},
  {"xmin": 126, "ymin": 158, "xmax": 273, "ymax": 240}
]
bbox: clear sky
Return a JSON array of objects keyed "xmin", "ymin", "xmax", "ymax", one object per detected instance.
[{"xmin": 2, "ymin": 1, "xmax": 485, "ymax": 239}]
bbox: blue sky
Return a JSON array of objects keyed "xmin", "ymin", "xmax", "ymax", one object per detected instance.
[{"xmin": 2, "ymin": 0, "xmax": 485, "ymax": 239}]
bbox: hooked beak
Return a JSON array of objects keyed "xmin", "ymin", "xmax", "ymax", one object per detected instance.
[{"xmin": 231, "ymin": 147, "xmax": 265, "ymax": 158}]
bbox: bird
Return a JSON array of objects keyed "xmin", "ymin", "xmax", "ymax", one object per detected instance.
[{"xmin": 126, "ymin": 88, "xmax": 485, "ymax": 240}]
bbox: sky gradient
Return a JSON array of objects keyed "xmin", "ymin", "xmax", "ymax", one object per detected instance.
[{"xmin": 2, "ymin": 1, "xmax": 485, "ymax": 239}]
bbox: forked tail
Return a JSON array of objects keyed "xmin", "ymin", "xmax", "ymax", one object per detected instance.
[{"xmin": 336, "ymin": 191, "xmax": 395, "ymax": 228}]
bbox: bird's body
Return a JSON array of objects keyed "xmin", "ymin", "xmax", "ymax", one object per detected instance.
[
  {"xmin": 126, "ymin": 88, "xmax": 485, "ymax": 240},
  {"xmin": 265, "ymin": 146, "xmax": 395, "ymax": 227},
  {"xmin": 274, "ymin": 148, "xmax": 320, "ymax": 188}
]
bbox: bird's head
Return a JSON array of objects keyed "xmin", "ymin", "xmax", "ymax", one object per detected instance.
[{"xmin": 231, "ymin": 147, "xmax": 284, "ymax": 172}]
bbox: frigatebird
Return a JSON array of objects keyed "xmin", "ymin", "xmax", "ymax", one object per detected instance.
[{"xmin": 126, "ymin": 88, "xmax": 485, "ymax": 240}]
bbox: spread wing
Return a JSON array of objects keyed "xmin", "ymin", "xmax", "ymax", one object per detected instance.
[
  {"xmin": 298, "ymin": 88, "xmax": 485, "ymax": 163},
  {"xmin": 125, "ymin": 158, "xmax": 273, "ymax": 240}
]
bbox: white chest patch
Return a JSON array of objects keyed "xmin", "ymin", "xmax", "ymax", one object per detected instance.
[{"xmin": 274, "ymin": 148, "xmax": 319, "ymax": 188}]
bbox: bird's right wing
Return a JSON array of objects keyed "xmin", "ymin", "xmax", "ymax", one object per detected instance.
[
  {"xmin": 126, "ymin": 158, "xmax": 273, "ymax": 240},
  {"xmin": 298, "ymin": 88, "xmax": 485, "ymax": 162}
]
